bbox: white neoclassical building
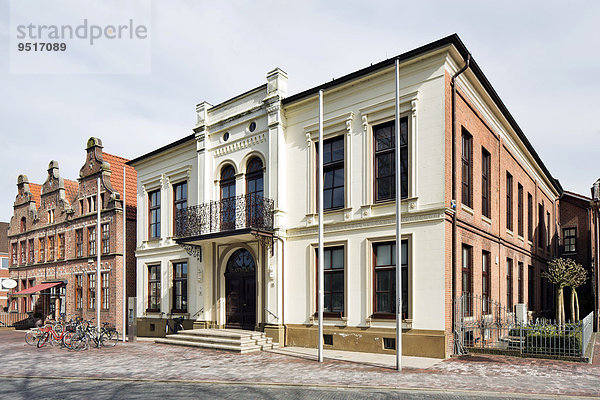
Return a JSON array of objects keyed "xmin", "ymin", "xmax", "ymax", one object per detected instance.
[{"xmin": 129, "ymin": 35, "xmax": 562, "ymax": 358}]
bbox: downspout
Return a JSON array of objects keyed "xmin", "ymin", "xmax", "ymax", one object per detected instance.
[{"xmin": 451, "ymin": 53, "xmax": 470, "ymax": 352}]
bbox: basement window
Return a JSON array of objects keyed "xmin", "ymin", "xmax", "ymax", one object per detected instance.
[
  {"xmin": 323, "ymin": 334, "xmax": 333, "ymax": 346},
  {"xmin": 383, "ymin": 337, "xmax": 396, "ymax": 350},
  {"xmin": 149, "ymin": 323, "xmax": 155, "ymax": 332}
]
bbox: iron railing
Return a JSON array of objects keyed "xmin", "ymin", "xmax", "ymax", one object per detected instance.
[
  {"xmin": 454, "ymin": 294, "xmax": 594, "ymax": 360},
  {"xmin": 175, "ymin": 194, "xmax": 274, "ymax": 238}
]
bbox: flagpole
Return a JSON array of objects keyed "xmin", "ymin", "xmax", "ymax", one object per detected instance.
[
  {"xmin": 122, "ymin": 166, "xmax": 127, "ymax": 342},
  {"xmin": 97, "ymin": 177, "xmax": 101, "ymax": 329},
  {"xmin": 395, "ymin": 58, "xmax": 403, "ymax": 371},
  {"xmin": 318, "ymin": 89, "xmax": 324, "ymax": 363}
]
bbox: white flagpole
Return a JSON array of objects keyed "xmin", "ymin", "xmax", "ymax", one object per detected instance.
[
  {"xmin": 97, "ymin": 177, "xmax": 101, "ymax": 329},
  {"xmin": 318, "ymin": 89, "xmax": 324, "ymax": 363},
  {"xmin": 395, "ymin": 58, "xmax": 402, "ymax": 371},
  {"xmin": 122, "ymin": 166, "xmax": 127, "ymax": 342}
]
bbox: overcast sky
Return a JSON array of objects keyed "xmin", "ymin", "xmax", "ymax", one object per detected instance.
[{"xmin": 0, "ymin": 1, "xmax": 599, "ymax": 222}]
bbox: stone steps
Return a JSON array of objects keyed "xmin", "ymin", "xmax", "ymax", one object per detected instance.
[{"xmin": 155, "ymin": 328, "xmax": 278, "ymax": 353}]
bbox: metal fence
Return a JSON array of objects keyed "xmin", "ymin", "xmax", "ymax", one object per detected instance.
[
  {"xmin": 454, "ymin": 294, "xmax": 594, "ymax": 360},
  {"xmin": 0, "ymin": 311, "xmax": 32, "ymax": 328}
]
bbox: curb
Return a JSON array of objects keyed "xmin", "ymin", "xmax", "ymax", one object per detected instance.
[{"xmin": 0, "ymin": 374, "xmax": 598, "ymax": 399}]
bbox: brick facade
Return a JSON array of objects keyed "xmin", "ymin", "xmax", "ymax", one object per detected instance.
[
  {"xmin": 6, "ymin": 138, "xmax": 137, "ymax": 334},
  {"xmin": 445, "ymin": 71, "xmax": 561, "ymax": 326},
  {"xmin": 559, "ymin": 191, "xmax": 596, "ymax": 320}
]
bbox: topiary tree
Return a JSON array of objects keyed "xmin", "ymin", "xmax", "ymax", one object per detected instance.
[
  {"xmin": 566, "ymin": 262, "xmax": 587, "ymax": 322},
  {"xmin": 543, "ymin": 258, "xmax": 575, "ymax": 326}
]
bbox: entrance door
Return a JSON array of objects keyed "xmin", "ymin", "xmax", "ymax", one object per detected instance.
[{"xmin": 225, "ymin": 249, "xmax": 256, "ymax": 329}]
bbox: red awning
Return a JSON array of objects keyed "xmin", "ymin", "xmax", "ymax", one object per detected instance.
[{"xmin": 9, "ymin": 282, "xmax": 64, "ymax": 297}]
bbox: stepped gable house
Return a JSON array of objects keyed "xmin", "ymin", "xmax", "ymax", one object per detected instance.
[{"xmin": 7, "ymin": 137, "xmax": 136, "ymax": 334}]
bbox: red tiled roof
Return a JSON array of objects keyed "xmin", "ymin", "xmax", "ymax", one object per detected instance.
[
  {"xmin": 64, "ymin": 179, "xmax": 79, "ymax": 204},
  {"xmin": 29, "ymin": 183, "xmax": 41, "ymax": 206},
  {"xmin": 104, "ymin": 153, "xmax": 137, "ymax": 219}
]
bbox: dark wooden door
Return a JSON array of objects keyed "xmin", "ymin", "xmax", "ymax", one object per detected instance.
[{"xmin": 225, "ymin": 249, "xmax": 256, "ymax": 329}]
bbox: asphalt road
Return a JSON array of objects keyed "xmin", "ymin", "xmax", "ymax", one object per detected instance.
[{"xmin": 0, "ymin": 377, "xmax": 590, "ymax": 400}]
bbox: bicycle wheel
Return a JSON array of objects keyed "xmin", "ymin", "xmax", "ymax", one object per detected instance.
[
  {"xmin": 25, "ymin": 330, "xmax": 40, "ymax": 346},
  {"xmin": 101, "ymin": 330, "xmax": 119, "ymax": 347},
  {"xmin": 37, "ymin": 332, "xmax": 49, "ymax": 348},
  {"xmin": 62, "ymin": 331, "xmax": 74, "ymax": 349}
]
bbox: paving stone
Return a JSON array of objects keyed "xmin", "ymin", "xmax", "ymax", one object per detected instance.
[{"xmin": 1, "ymin": 330, "xmax": 599, "ymax": 397}]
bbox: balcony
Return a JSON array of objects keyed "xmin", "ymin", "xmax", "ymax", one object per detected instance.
[{"xmin": 174, "ymin": 194, "xmax": 274, "ymax": 243}]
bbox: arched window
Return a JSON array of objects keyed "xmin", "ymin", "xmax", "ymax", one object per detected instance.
[
  {"xmin": 245, "ymin": 157, "xmax": 264, "ymax": 198},
  {"xmin": 220, "ymin": 165, "xmax": 236, "ymax": 230},
  {"xmin": 226, "ymin": 248, "xmax": 256, "ymax": 274},
  {"xmin": 220, "ymin": 165, "xmax": 236, "ymax": 200}
]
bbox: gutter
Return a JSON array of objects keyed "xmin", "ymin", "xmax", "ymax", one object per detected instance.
[{"xmin": 450, "ymin": 53, "xmax": 470, "ymax": 354}]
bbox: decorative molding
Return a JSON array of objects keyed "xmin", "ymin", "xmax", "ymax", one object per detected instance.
[
  {"xmin": 213, "ymin": 133, "xmax": 266, "ymax": 157},
  {"xmin": 303, "ymin": 112, "xmax": 354, "ymax": 140},
  {"xmin": 288, "ymin": 210, "xmax": 445, "ymax": 238}
]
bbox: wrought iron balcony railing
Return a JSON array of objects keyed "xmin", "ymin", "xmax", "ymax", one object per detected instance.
[{"xmin": 175, "ymin": 194, "xmax": 274, "ymax": 239}]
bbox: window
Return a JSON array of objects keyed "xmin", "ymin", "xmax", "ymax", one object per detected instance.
[
  {"xmin": 316, "ymin": 246, "xmax": 344, "ymax": 315},
  {"xmin": 88, "ymin": 196, "xmax": 96, "ymax": 213},
  {"xmin": 462, "ymin": 245, "xmax": 473, "ymax": 315},
  {"xmin": 547, "ymin": 211, "xmax": 551, "ymax": 251},
  {"xmin": 75, "ymin": 275, "xmax": 83, "ymax": 309},
  {"xmin": 1, "ymin": 257, "xmax": 8, "ymax": 269},
  {"xmin": 172, "ymin": 262, "xmax": 188, "ymax": 313},
  {"xmin": 101, "ymin": 272, "xmax": 109, "ymax": 310},
  {"xmin": 101, "ymin": 224, "xmax": 110, "ymax": 254},
  {"xmin": 528, "ymin": 265, "xmax": 535, "ymax": 309},
  {"xmin": 48, "ymin": 236, "xmax": 55, "ymax": 261},
  {"xmin": 506, "ymin": 173, "xmax": 513, "ymax": 231},
  {"xmin": 517, "ymin": 184, "xmax": 523, "ymax": 237},
  {"xmin": 319, "ymin": 136, "xmax": 344, "ymax": 210},
  {"xmin": 246, "ymin": 158, "xmax": 264, "ymax": 226},
  {"xmin": 506, "ymin": 259, "xmax": 513, "ymax": 309},
  {"xmin": 527, "ymin": 193, "xmax": 533, "ymax": 241},
  {"xmin": 563, "ymin": 227, "xmax": 576, "ymax": 253},
  {"xmin": 149, "ymin": 190, "xmax": 161, "ymax": 239},
  {"xmin": 461, "ymin": 129, "xmax": 472, "ymax": 208},
  {"xmin": 38, "ymin": 238, "xmax": 45, "ymax": 262},
  {"xmin": 518, "ymin": 262, "xmax": 524, "ymax": 304},
  {"xmin": 79, "ymin": 199, "xmax": 84, "ymax": 214},
  {"xmin": 76, "ymin": 229, "xmax": 83, "ymax": 258},
  {"xmin": 373, "ymin": 118, "xmax": 408, "ymax": 202},
  {"xmin": 148, "ymin": 265, "xmax": 161, "ymax": 312},
  {"xmin": 28, "ymin": 239, "xmax": 34, "ymax": 264},
  {"xmin": 173, "ymin": 181, "xmax": 188, "ymax": 229},
  {"xmin": 541, "ymin": 267, "xmax": 548, "ymax": 310},
  {"xmin": 481, "ymin": 148, "xmax": 491, "ymax": 218},
  {"xmin": 88, "ymin": 227, "xmax": 96, "ymax": 256},
  {"xmin": 538, "ymin": 204, "xmax": 545, "ymax": 248},
  {"xmin": 58, "ymin": 234, "xmax": 65, "ymax": 260},
  {"xmin": 220, "ymin": 166, "xmax": 236, "ymax": 230},
  {"xmin": 11, "ymin": 243, "xmax": 17, "ymax": 266},
  {"xmin": 482, "ymin": 251, "xmax": 490, "ymax": 313},
  {"xmin": 20, "ymin": 241, "xmax": 26, "ymax": 265},
  {"xmin": 48, "ymin": 209, "xmax": 55, "ymax": 224},
  {"xmin": 373, "ymin": 240, "xmax": 408, "ymax": 318},
  {"xmin": 88, "ymin": 274, "xmax": 96, "ymax": 309},
  {"xmin": 20, "ymin": 217, "xmax": 26, "ymax": 233}
]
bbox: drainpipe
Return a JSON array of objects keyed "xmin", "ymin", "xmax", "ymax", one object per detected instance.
[{"xmin": 451, "ymin": 53, "xmax": 470, "ymax": 352}]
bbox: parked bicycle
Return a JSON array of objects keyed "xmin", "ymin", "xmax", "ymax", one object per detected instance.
[{"xmin": 162, "ymin": 312, "xmax": 185, "ymax": 335}]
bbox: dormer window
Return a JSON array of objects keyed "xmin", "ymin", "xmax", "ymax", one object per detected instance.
[
  {"xmin": 20, "ymin": 217, "xmax": 26, "ymax": 233},
  {"xmin": 88, "ymin": 196, "xmax": 96, "ymax": 213},
  {"xmin": 48, "ymin": 209, "xmax": 55, "ymax": 224}
]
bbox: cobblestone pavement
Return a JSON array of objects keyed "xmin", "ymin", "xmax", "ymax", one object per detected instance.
[{"xmin": 1, "ymin": 331, "xmax": 598, "ymax": 398}]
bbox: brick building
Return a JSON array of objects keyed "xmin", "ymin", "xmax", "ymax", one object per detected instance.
[
  {"xmin": 559, "ymin": 191, "xmax": 597, "ymax": 322},
  {"xmin": 7, "ymin": 138, "xmax": 136, "ymax": 333},
  {"xmin": 0, "ymin": 222, "xmax": 9, "ymax": 309}
]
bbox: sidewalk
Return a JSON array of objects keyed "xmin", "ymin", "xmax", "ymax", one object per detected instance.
[{"xmin": 1, "ymin": 330, "xmax": 599, "ymax": 398}]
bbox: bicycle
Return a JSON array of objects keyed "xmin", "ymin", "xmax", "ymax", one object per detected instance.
[
  {"xmin": 162, "ymin": 312, "xmax": 185, "ymax": 335},
  {"xmin": 36, "ymin": 322, "xmax": 69, "ymax": 348}
]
